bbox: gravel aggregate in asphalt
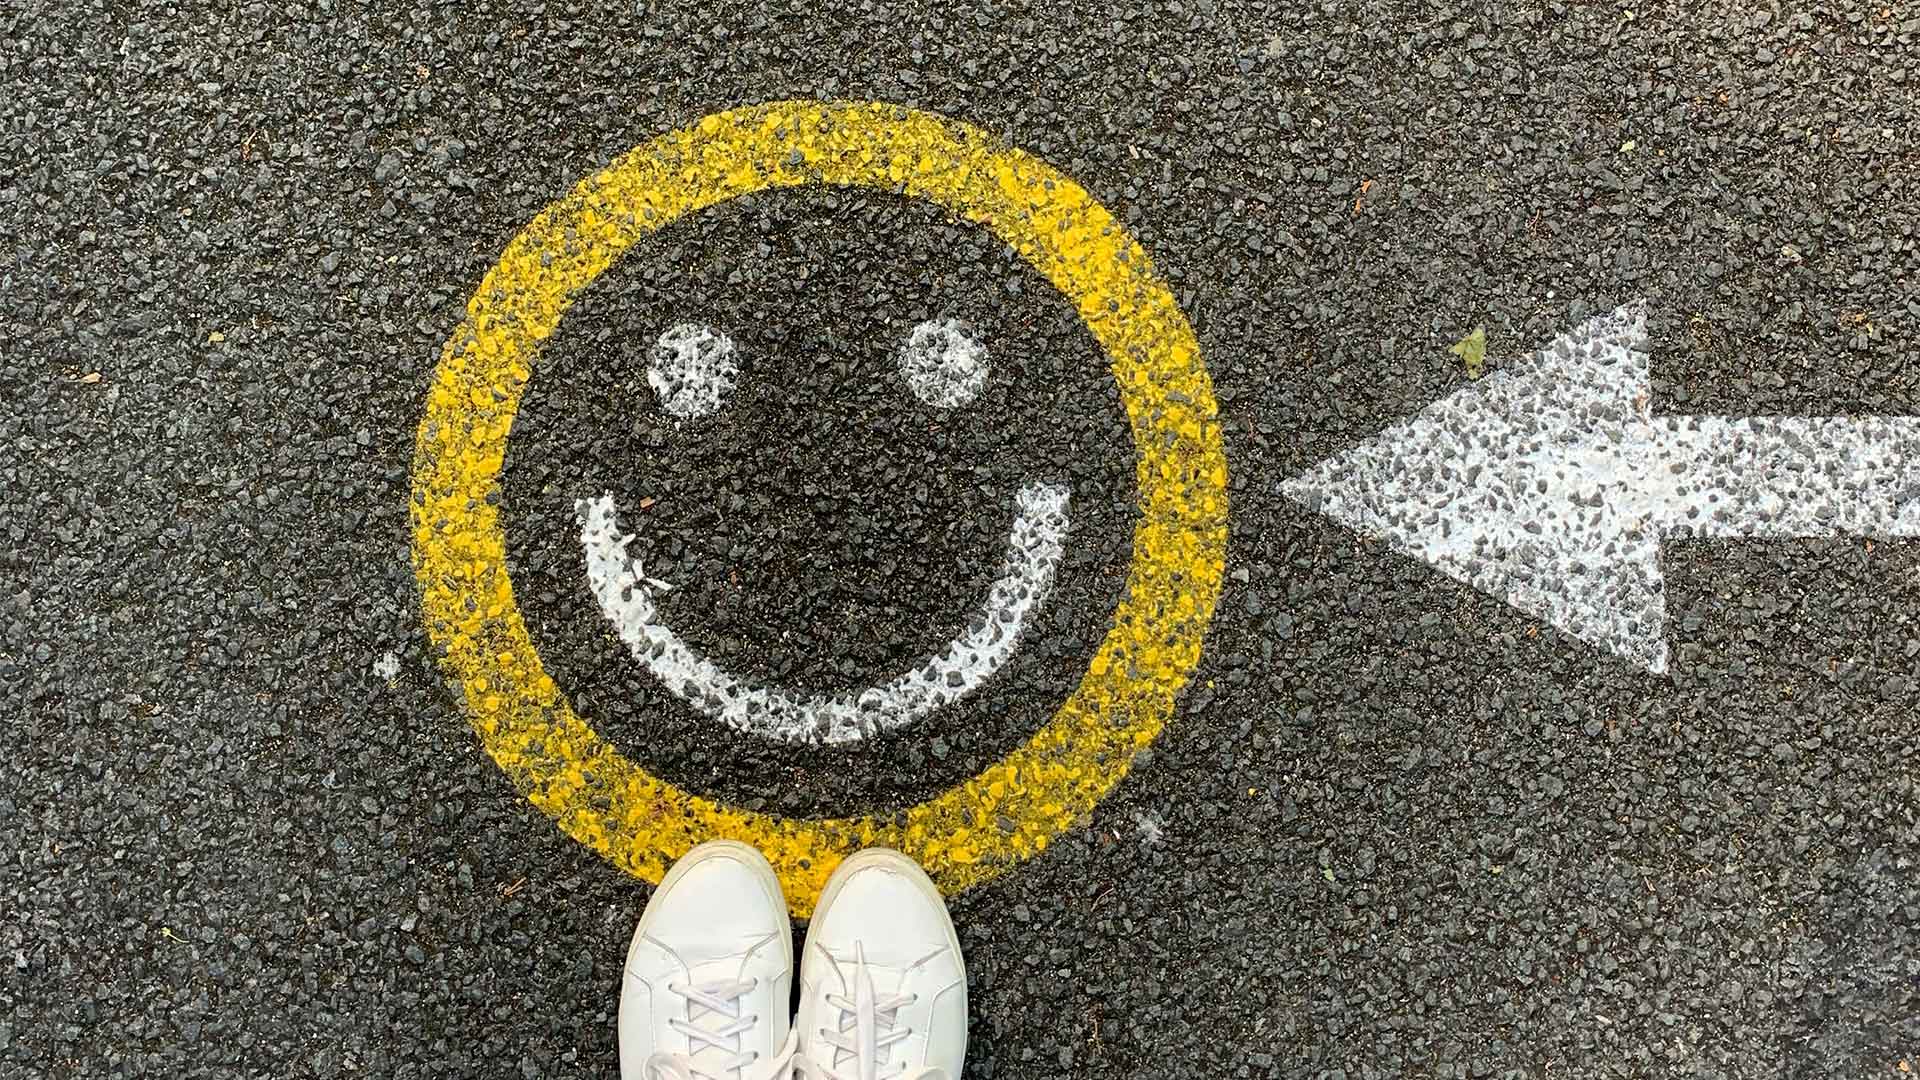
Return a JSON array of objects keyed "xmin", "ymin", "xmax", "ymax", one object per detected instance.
[{"xmin": 4, "ymin": 2, "xmax": 1918, "ymax": 1077}]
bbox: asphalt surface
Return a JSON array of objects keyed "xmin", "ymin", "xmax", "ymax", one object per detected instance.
[{"xmin": 5, "ymin": 2, "xmax": 1919, "ymax": 1078}]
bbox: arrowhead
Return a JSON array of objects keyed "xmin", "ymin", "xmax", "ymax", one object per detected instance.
[{"xmin": 1282, "ymin": 302, "xmax": 1675, "ymax": 673}]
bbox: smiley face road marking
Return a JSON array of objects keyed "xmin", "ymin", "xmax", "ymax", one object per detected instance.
[
  {"xmin": 411, "ymin": 100, "xmax": 1229, "ymax": 916},
  {"xmin": 577, "ymin": 480, "xmax": 1071, "ymax": 745}
]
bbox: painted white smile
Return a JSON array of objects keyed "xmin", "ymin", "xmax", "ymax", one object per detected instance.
[
  {"xmin": 577, "ymin": 482, "xmax": 1069, "ymax": 745},
  {"xmin": 571, "ymin": 317, "xmax": 1072, "ymax": 746}
]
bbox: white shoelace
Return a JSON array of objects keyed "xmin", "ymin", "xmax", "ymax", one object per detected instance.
[
  {"xmin": 797, "ymin": 943, "xmax": 948, "ymax": 1080},
  {"xmin": 644, "ymin": 978, "xmax": 797, "ymax": 1080}
]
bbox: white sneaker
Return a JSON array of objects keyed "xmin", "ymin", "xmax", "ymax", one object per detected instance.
[
  {"xmin": 619, "ymin": 841, "xmax": 797, "ymax": 1080},
  {"xmin": 796, "ymin": 849, "xmax": 967, "ymax": 1080}
]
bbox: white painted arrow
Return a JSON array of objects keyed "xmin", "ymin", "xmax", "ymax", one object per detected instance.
[{"xmin": 1281, "ymin": 301, "xmax": 1920, "ymax": 673}]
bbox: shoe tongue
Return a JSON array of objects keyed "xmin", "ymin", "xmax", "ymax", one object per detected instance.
[
  {"xmin": 675, "ymin": 953, "xmax": 751, "ymax": 1074},
  {"xmin": 817, "ymin": 945, "xmax": 927, "ymax": 1077}
]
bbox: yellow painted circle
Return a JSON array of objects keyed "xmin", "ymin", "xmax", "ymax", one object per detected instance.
[{"xmin": 411, "ymin": 100, "xmax": 1228, "ymax": 916}]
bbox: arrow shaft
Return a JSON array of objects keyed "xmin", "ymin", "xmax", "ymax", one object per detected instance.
[{"xmin": 1653, "ymin": 416, "xmax": 1920, "ymax": 538}]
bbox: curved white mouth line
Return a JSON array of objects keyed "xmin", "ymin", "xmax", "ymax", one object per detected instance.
[{"xmin": 574, "ymin": 481, "xmax": 1071, "ymax": 746}]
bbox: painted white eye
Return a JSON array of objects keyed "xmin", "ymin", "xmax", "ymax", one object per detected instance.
[
  {"xmin": 897, "ymin": 317, "xmax": 988, "ymax": 409},
  {"xmin": 647, "ymin": 322, "xmax": 738, "ymax": 419}
]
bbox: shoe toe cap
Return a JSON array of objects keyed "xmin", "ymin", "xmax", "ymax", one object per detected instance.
[
  {"xmin": 814, "ymin": 862, "xmax": 959, "ymax": 969},
  {"xmin": 643, "ymin": 852, "xmax": 787, "ymax": 945}
]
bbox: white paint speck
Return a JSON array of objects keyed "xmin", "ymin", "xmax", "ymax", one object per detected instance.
[
  {"xmin": 577, "ymin": 481, "xmax": 1070, "ymax": 745},
  {"xmin": 898, "ymin": 317, "xmax": 988, "ymax": 409},
  {"xmin": 647, "ymin": 322, "xmax": 738, "ymax": 419},
  {"xmin": 372, "ymin": 651, "xmax": 400, "ymax": 680},
  {"xmin": 1134, "ymin": 810, "xmax": 1165, "ymax": 846}
]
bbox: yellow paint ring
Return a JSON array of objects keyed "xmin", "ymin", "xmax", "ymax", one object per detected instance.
[{"xmin": 411, "ymin": 100, "xmax": 1228, "ymax": 916}]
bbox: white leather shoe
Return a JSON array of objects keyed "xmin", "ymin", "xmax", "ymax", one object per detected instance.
[
  {"xmin": 619, "ymin": 841, "xmax": 797, "ymax": 1080},
  {"xmin": 796, "ymin": 849, "xmax": 967, "ymax": 1080}
]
